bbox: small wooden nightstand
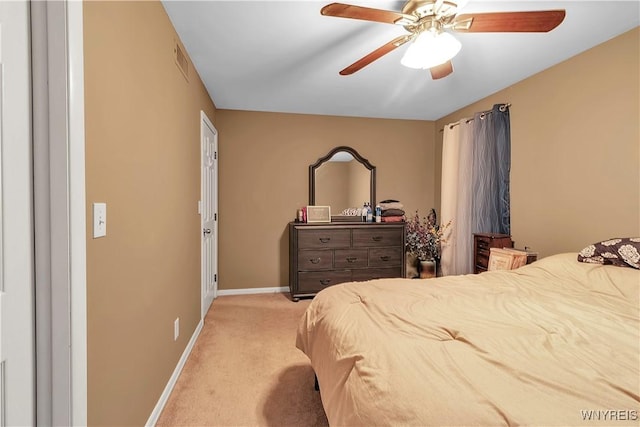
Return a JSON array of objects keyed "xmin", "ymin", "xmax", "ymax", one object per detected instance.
[{"xmin": 473, "ymin": 233, "xmax": 513, "ymax": 274}]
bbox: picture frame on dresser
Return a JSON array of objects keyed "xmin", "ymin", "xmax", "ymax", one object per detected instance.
[{"xmin": 306, "ymin": 205, "xmax": 331, "ymax": 223}]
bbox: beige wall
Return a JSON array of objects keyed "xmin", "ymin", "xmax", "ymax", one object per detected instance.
[
  {"xmin": 215, "ymin": 111, "xmax": 435, "ymax": 289},
  {"xmin": 83, "ymin": 1, "xmax": 216, "ymax": 425},
  {"xmin": 435, "ymin": 27, "xmax": 640, "ymax": 257}
]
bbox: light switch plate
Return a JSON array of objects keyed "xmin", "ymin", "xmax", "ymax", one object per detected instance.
[{"xmin": 93, "ymin": 202, "xmax": 107, "ymax": 238}]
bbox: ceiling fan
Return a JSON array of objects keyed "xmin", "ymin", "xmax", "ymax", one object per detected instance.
[{"xmin": 321, "ymin": 0, "xmax": 566, "ymax": 79}]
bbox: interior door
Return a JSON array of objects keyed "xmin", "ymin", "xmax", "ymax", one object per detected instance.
[
  {"xmin": 201, "ymin": 112, "xmax": 218, "ymax": 318},
  {"xmin": 0, "ymin": 1, "xmax": 36, "ymax": 425}
]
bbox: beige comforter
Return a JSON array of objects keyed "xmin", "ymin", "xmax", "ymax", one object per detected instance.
[{"xmin": 296, "ymin": 253, "xmax": 640, "ymax": 426}]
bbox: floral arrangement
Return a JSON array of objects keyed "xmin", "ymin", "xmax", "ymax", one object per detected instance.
[{"xmin": 405, "ymin": 209, "xmax": 451, "ymax": 261}]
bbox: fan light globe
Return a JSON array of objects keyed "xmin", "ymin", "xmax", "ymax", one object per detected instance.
[{"xmin": 401, "ymin": 31, "xmax": 462, "ymax": 70}]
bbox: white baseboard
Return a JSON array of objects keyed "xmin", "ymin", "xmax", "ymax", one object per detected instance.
[
  {"xmin": 217, "ymin": 286, "xmax": 288, "ymax": 296},
  {"xmin": 145, "ymin": 318, "xmax": 204, "ymax": 426}
]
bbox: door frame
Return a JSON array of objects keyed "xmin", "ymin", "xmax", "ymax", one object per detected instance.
[
  {"xmin": 200, "ymin": 111, "xmax": 218, "ymax": 319},
  {"xmin": 32, "ymin": 1, "xmax": 87, "ymax": 425}
]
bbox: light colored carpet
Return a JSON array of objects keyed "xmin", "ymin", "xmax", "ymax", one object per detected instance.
[{"xmin": 156, "ymin": 293, "xmax": 328, "ymax": 427}]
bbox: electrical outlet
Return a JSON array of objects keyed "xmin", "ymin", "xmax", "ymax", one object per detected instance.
[{"xmin": 174, "ymin": 318, "xmax": 179, "ymax": 341}]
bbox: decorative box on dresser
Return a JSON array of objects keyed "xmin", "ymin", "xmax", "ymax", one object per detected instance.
[
  {"xmin": 473, "ymin": 232, "xmax": 513, "ymax": 274},
  {"xmin": 289, "ymin": 222, "xmax": 406, "ymax": 301}
]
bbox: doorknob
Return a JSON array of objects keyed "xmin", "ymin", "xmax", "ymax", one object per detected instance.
[{"xmin": 203, "ymin": 228, "xmax": 212, "ymax": 235}]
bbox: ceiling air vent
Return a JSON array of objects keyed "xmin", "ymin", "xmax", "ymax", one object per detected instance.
[{"xmin": 174, "ymin": 41, "xmax": 189, "ymax": 81}]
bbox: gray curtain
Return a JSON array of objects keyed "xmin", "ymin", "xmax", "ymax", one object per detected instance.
[{"xmin": 471, "ymin": 104, "xmax": 511, "ymax": 235}]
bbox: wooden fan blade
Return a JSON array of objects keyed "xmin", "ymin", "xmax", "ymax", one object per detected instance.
[
  {"xmin": 339, "ymin": 35, "xmax": 410, "ymax": 75},
  {"xmin": 454, "ymin": 10, "xmax": 565, "ymax": 33},
  {"xmin": 430, "ymin": 61, "xmax": 453, "ymax": 80},
  {"xmin": 321, "ymin": 3, "xmax": 411, "ymax": 25}
]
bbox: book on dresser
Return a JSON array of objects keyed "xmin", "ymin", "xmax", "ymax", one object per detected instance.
[{"xmin": 289, "ymin": 221, "xmax": 406, "ymax": 301}]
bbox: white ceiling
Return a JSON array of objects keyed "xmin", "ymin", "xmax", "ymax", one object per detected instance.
[{"xmin": 162, "ymin": 1, "xmax": 639, "ymax": 121}]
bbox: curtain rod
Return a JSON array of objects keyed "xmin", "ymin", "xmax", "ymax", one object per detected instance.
[{"xmin": 438, "ymin": 103, "xmax": 511, "ymax": 133}]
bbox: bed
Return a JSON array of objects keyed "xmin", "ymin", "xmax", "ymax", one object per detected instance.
[{"xmin": 296, "ymin": 253, "xmax": 640, "ymax": 426}]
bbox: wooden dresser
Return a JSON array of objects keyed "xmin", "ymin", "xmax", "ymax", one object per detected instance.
[
  {"xmin": 473, "ymin": 233, "xmax": 513, "ymax": 274},
  {"xmin": 289, "ymin": 222, "xmax": 406, "ymax": 301}
]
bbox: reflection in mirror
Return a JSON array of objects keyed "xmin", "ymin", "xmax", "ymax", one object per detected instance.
[
  {"xmin": 309, "ymin": 146, "xmax": 375, "ymax": 218},
  {"xmin": 315, "ymin": 153, "xmax": 370, "ymax": 213}
]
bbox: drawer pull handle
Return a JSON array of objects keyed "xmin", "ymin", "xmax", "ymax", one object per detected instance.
[
  {"xmin": 319, "ymin": 237, "xmax": 331, "ymax": 243},
  {"xmin": 346, "ymin": 257, "xmax": 357, "ymax": 263},
  {"xmin": 320, "ymin": 279, "xmax": 332, "ymax": 286},
  {"xmin": 380, "ymin": 255, "xmax": 390, "ymax": 261},
  {"xmin": 310, "ymin": 258, "xmax": 321, "ymax": 264},
  {"xmin": 371, "ymin": 236, "xmax": 383, "ymax": 242}
]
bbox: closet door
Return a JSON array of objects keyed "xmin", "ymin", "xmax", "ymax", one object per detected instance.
[{"xmin": 201, "ymin": 112, "xmax": 218, "ymax": 317}]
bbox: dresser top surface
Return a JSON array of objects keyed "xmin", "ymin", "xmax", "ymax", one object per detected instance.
[
  {"xmin": 290, "ymin": 221, "xmax": 405, "ymax": 229},
  {"xmin": 473, "ymin": 232, "xmax": 511, "ymax": 239}
]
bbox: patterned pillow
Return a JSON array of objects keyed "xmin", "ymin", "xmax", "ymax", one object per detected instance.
[{"xmin": 577, "ymin": 237, "xmax": 640, "ymax": 269}]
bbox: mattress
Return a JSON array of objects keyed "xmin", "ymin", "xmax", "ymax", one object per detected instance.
[{"xmin": 296, "ymin": 253, "xmax": 640, "ymax": 426}]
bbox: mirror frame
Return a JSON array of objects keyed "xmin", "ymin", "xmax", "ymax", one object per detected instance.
[{"xmin": 309, "ymin": 146, "xmax": 376, "ymax": 210}]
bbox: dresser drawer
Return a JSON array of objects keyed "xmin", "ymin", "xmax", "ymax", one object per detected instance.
[
  {"xmin": 298, "ymin": 270, "xmax": 352, "ymax": 293},
  {"xmin": 298, "ymin": 250, "xmax": 333, "ymax": 271},
  {"xmin": 298, "ymin": 229, "xmax": 351, "ymax": 249},
  {"xmin": 353, "ymin": 228, "xmax": 402, "ymax": 248},
  {"xmin": 369, "ymin": 247, "xmax": 403, "ymax": 267},
  {"xmin": 476, "ymin": 252, "xmax": 489, "ymax": 272},
  {"xmin": 334, "ymin": 249, "xmax": 368, "ymax": 269},
  {"xmin": 476, "ymin": 236, "xmax": 490, "ymax": 247},
  {"xmin": 352, "ymin": 267, "xmax": 401, "ymax": 281}
]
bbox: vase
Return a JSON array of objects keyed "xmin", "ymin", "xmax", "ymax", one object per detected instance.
[{"xmin": 419, "ymin": 259, "xmax": 437, "ymax": 279}]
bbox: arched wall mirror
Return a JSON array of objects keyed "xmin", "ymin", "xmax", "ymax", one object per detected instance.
[{"xmin": 309, "ymin": 146, "xmax": 376, "ymax": 217}]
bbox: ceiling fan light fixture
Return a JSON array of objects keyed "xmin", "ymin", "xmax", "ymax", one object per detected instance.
[
  {"xmin": 400, "ymin": 30, "xmax": 461, "ymax": 69},
  {"xmin": 453, "ymin": 0, "xmax": 470, "ymax": 13}
]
